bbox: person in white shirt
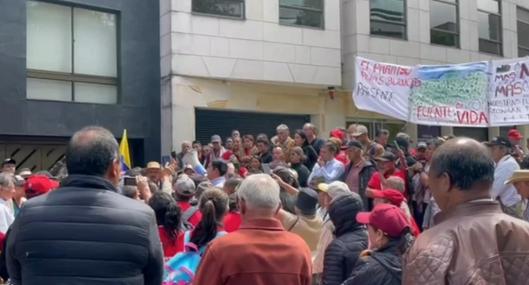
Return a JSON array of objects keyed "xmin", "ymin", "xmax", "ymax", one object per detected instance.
[
  {"xmin": 207, "ymin": 160, "xmax": 228, "ymax": 188},
  {"xmin": 486, "ymin": 137, "xmax": 523, "ymax": 218},
  {"xmin": 308, "ymin": 142, "xmax": 345, "ymax": 185},
  {"xmin": 0, "ymin": 173, "xmax": 15, "ymax": 233}
]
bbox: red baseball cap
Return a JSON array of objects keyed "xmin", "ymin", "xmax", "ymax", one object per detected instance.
[
  {"xmin": 508, "ymin": 129, "xmax": 523, "ymax": 140},
  {"xmin": 371, "ymin": 189, "xmax": 404, "ymax": 207},
  {"xmin": 330, "ymin": 128, "xmax": 346, "ymax": 143},
  {"xmin": 356, "ymin": 204, "xmax": 410, "ymax": 238},
  {"xmin": 24, "ymin": 175, "xmax": 59, "ymax": 199}
]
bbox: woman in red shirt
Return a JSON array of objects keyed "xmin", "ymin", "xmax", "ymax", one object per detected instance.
[{"xmin": 148, "ymin": 192, "xmax": 184, "ymax": 259}]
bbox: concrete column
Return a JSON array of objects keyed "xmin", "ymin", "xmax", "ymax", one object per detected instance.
[
  {"xmin": 320, "ymin": 92, "xmax": 347, "ymax": 137},
  {"xmin": 404, "ymin": 124, "xmax": 418, "ymax": 145},
  {"xmin": 519, "ymin": 125, "xmax": 529, "ymax": 151},
  {"xmin": 441, "ymin": 126, "xmax": 452, "ymax": 136},
  {"xmin": 489, "ymin": 127, "xmax": 500, "ymax": 140}
]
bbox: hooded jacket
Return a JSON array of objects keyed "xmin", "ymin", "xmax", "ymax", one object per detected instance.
[{"xmin": 322, "ymin": 194, "xmax": 367, "ymax": 285}]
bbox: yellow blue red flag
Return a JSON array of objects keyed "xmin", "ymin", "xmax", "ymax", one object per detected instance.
[{"xmin": 119, "ymin": 129, "xmax": 132, "ymax": 172}]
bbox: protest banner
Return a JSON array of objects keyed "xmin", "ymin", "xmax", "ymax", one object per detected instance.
[
  {"xmin": 489, "ymin": 58, "xmax": 529, "ymax": 126},
  {"xmin": 353, "ymin": 56, "xmax": 418, "ymax": 121},
  {"xmin": 409, "ymin": 62, "xmax": 490, "ymax": 127}
]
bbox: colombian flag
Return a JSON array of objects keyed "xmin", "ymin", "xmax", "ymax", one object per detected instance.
[{"xmin": 119, "ymin": 129, "xmax": 132, "ymax": 172}]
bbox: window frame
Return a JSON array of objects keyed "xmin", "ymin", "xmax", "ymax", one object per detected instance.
[
  {"xmin": 517, "ymin": 6, "xmax": 529, "ymax": 57},
  {"xmin": 191, "ymin": 0, "xmax": 246, "ymax": 20},
  {"xmin": 369, "ymin": 0, "xmax": 408, "ymax": 40},
  {"xmin": 477, "ymin": 0, "xmax": 503, "ymax": 56},
  {"xmin": 278, "ymin": 0, "xmax": 325, "ymax": 29},
  {"xmin": 26, "ymin": 0, "xmax": 120, "ymax": 104},
  {"xmin": 430, "ymin": 0, "xmax": 460, "ymax": 48}
]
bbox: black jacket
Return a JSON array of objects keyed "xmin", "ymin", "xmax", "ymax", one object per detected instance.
[
  {"xmin": 322, "ymin": 195, "xmax": 367, "ymax": 285},
  {"xmin": 291, "ymin": 163, "xmax": 310, "ymax": 187},
  {"xmin": 302, "ymin": 144, "xmax": 319, "ymax": 170},
  {"xmin": 6, "ymin": 175, "xmax": 163, "ymax": 285},
  {"xmin": 341, "ymin": 160, "xmax": 376, "ymax": 210},
  {"xmin": 342, "ymin": 239, "xmax": 403, "ymax": 285}
]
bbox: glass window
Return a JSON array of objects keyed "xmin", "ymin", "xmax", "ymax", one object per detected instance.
[
  {"xmin": 478, "ymin": 0, "xmax": 502, "ymax": 55},
  {"xmin": 27, "ymin": 2, "xmax": 72, "ymax": 72},
  {"xmin": 26, "ymin": 1, "xmax": 118, "ymax": 104},
  {"xmin": 430, "ymin": 0, "xmax": 459, "ymax": 47},
  {"xmin": 370, "ymin": 0, "xmax": 407, "ymax": 39},
  {"xmin": 27, "ymin": 78, "xmax": 71, "ymax": 102},
  {"xmin": 192, "ymin": 0, "xmax": 245, "ymax": 19},
  {"xmin": 518, "ymin": 7, "xmax": 529, "ymax": 57},
  {"xmin": 279, "ymin": 0, "xmax": 324, "ymax": 28},
  {"xmin": 73, "ymin": 8, "xmax": 117, "ymax": 77}
]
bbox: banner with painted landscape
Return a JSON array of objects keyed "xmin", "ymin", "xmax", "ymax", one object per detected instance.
[
  {"xmin": 352, "ymin": 56, "xmax": 529, "ymax": 127},
  {"xmin": 409, "ymin": 62, "xmax": 490, "ymax": 127}
]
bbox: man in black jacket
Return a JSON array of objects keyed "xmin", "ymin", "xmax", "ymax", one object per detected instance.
[{"xmin": 6, "ymin": 126, "xmax": 163, "ymax": 285}]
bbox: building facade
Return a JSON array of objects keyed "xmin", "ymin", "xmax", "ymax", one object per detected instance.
[
  {"xmin": 160, "ymin": 0, "xmax": 343, "ymax": 152},
  {"xmin": 164, "ymin": 0, "xmax": 529, "ymax": 151},
  {"xmin": 0, "ymin": 0, "xmax": 160, "ymax": 169}
]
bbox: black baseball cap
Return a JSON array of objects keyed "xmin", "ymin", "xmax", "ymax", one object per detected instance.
[
  {"xmin": 346, "ymin": 140, "xmax": 363, "ymax": 149},
  {"xmin": 485, "ymin": 137, "xmax": 512, "ymax": 148},
  {"xmin": 2, "ymin": 158, "xmax": 16, "ymax": 166},
  {"xmin": 374, "ymin": 151, "xmax": 396, "ymax": 162}
]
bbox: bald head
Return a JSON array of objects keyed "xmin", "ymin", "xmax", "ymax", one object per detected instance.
[
  {"xmin": 430, "ymin": 137, "xmax": 494, "ymax": 191},
  {"xmin": 66, "ymin": 126, "xmax": 119, "ymax": 176}
]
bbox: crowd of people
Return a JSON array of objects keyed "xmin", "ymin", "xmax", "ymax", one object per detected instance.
[{"xmin": 1, "ymin": 124, "xmax": 529, "ymax": 284}]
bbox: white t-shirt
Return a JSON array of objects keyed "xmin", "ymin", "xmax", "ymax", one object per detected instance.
[
  {"xmin": 491, "ymin": 155, "xmax": 522, "ymax": 207},
  {"xmin": 0, "ymin": 199, "xmax": 14, "ymax": 233}
]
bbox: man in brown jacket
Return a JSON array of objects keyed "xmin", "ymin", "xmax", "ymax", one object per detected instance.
[
  {"xmin": 194, "ymin": 174, "xmax": 312, "ymax": 285},
  {"xmin": 403, "ymin": 137, "xmax": 529, "ymax": 284}
]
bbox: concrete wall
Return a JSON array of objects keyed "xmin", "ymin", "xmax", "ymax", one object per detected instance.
[
  {"xmin": 0, "ymin": 0, "xmax": 161, "ymax": 164},
  {"xmin": 161, "ymin": 75, "xmax": 347, "ymax": 154},
  {"xmin": 161, "ymin": 0, "xmax": 341, "ymax": 87}
]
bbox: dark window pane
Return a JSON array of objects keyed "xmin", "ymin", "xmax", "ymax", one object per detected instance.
[
  {"xmin": 477, "ymin": 0, "xmax": 499, "ymax": 14},
  {"xmin": 479, "ymin": 38, "xmax": 502, "ymax": 55},
  {"xmin": 453, "ymin": 127, "xmax": 489, "ymax": 142},
  {"xmin": 431, "ymin": 29, "xmax": 458, "ymax": 47},
  {"xmin": 280, "ymin": 0, "xmax": 323, "ymax": 10},
  {"xmin": 370, "ymin": 0, "xmax": 405, "ymax": 24},
  {"xmin": 279, "ymin": 7, "xmax": 323, "ymax": 28},
  {"xmin": 370, "ymin": 20, "xmax": 406, "ymax": 39},
  {"xmin": 430, "ymin": 1, "xmax": 458, "ymax": 32},
  {"xmin": 518, "ymin": 21, "xmax": 529, "ymax": 48},
  {"xmin": 520, "ymin": 47, "xmax": 529, "ymax": 57},
  {"xmin": 518, "ymin": 7, "xmax": 529, "ymax": 23},
  {"xmin": 479, "ymin": 11, "xmax": 501, "ymax": 41},
  {"xmin": 192, "ymin": 0, "xmax": 244, "ymax": 18}
]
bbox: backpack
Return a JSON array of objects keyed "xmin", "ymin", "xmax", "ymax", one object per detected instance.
[
  {"xmin": 180, "ymin": 206, "xmax": 199, "ymax": 231},
  {"xmin": 163, "ymin": 231, "xmax": 227, "ymax": 285}
]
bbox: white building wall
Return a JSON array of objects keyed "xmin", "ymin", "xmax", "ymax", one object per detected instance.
[{"xmin": 161, "ymin": 0, "xmax": 341, "ymax": 87}]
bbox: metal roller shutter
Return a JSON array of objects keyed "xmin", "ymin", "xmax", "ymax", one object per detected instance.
[{"xmin": 195, "ymin": 109, "xmax": 311, "ymax": 144}]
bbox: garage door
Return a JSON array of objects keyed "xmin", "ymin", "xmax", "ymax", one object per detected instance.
[{"xmin": 195, "ymin": 109, "xmax": 311, "ymax": 144}]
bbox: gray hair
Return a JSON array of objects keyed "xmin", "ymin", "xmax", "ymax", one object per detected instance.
[
  {"xmin": 0, "ymin": 173, "xmax": 14, "ymax": 189},
  {"xmin": 303, "ymin": 123, "xmax": 318, "ymax": 134},
  {"xmin": 386, "ymin": 176, "xmax": 405, "ymax": 193},
  {"xmin": 238, "ymin": 174, "xmax": 280, "ymax": 210},
  {"xmin": 66, "ymin": 126, "xmax": 119, "ymax": 176},
  {"xmin": 276, "ymin": 124, "xmax": 289, "ymax": 132}
]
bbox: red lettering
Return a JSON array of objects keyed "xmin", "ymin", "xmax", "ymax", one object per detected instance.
[
  {"xmin": 457, "ymin": 111, "xmax": 489, "ymax": 125},
  {"xmin": 521, "ymin": 63, "xmax": 529, "ymax": 79}
]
